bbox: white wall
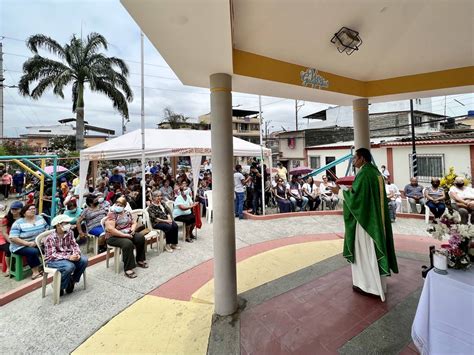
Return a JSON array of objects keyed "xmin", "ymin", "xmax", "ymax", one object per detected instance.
[
  {"xmin": 279, "ymin": 134, "xmax": 305, "ymax": 159},
  {"xmin": 307, "ymin": 143, "xmax": 471, "ymax": 188},
  {"xmin": 391, "ymin": 144, "xmax": 471, "ymax": 188}
]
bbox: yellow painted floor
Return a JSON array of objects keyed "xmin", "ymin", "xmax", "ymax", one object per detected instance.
[
  {"xmin": 73, "ymin": 295, "xmax": 214, "ymax": 355},
  {"xmin": 73, "ymin": 240, "xmax": 343, "ymax": 354},
  {"xmin": 191, "ymin": 239, "xmax": 343, "ymax": 304}
]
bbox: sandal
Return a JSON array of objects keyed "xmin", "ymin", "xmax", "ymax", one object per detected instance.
[
  {"xmin": 125, "ymin": 271, "xmax": 137, "ymax": 278},
  {"xmin": 137, "ymin": 261, "xmax": 149, "ymax": 269},
  {"xmin": 31, "ymin": 273, "xmax": 42, "ymax": 280}
]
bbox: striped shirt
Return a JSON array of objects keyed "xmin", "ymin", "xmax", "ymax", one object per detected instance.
[{"xmin": 9, "ymin": 216, "xmax": 48, "ymax": 253}]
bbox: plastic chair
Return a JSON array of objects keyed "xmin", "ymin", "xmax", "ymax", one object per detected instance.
[
  {"xmin": 166, "ymin": 200, "xmax": 186, "ymax": 241},
  {"xmin": 130, "ymin": 209, "xmax": 162, "ymax": 254},
  {"xmin": 103, "ymin": 217, "xmax": 122, "ymax": 274},
  {"xmin": 204, "ymin": 190, "xmax": 213, "ymax": 223},
  {"xmin": 36, "ymin": 230, "xmax": 87, "ymax": 305}
]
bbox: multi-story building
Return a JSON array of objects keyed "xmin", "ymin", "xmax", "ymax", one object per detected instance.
[{"xmin": 199, "ymin": 109, "xmax": 261, "ymax": 144}]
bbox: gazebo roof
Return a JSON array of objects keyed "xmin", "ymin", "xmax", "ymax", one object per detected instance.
[{"xmin": 121, "ymin": 0, "xmax": 473, "ymax": 105}]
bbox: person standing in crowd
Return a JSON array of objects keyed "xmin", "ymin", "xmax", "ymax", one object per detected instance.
[
  {"xmin": 233, "ymin": 165, "xmax": 249, "ymax": 220},
  {"xmin": 105, "ymin": 197, "xmax": 147, "ymax": 278},
  {"xmin": 449, "ymin": 176, "xmax": 474, "ymax": 224},
  {"xmin": 385, "ymin": 177, "xmax": 398, "ymax": 222},
  {"xmin": 276, "ymin": 162, "xmax": 288, "ymax": 182},
  {"xmin": 96, "ymin": 171, "xmax": 109, "ymax": 188},
  {"xmin": 148, "ymin": 191, "xmax": 180, "ymax": 253},
  {"xmin": 343, "ymin": 148, "xmax": 398, "ymax": 302},
  {"xmin": 13, "ymin": 170, "xmax": 26, "ymax": 196},
  {"xmin": 380, "ymin": 165, "xmax": 390, "ymax": 179},
  {"xmin": 302, "ymin": 176, "xmax": 321, "ymax": 211},
  {"xmin": 424, "ymin": 177, "xmax": 446, "ymax": 220},
  {"xmin": 109, "ymin": 168, "xmax": 125, "ymax": 189},
  {"xmin": 9, "ymin": 204, "xmax": 49, "ymax": 280},
  {"xmin": 250, "ymin": 163, "xmax": 263, "ymax": 215},
  {"xmin": 288, "ymin": 175, "xmax": 308, "ymax": 212},
  {"xmin": 1, "ymin": 170, "xmax": 13, "ymax": 201},
  {"xmin": 0, "ymin": 201, "xmax": 23, "ymax": 276},
  {"xmin": 44, "ymin": 215, "xmax": 88, "ymax": 296},
  {"xmin": 116, "ymin": 161, "xmax": 127, "ymax": 178},
  {"xmin": 320, "ymin": 175, "xmax": 339, "ymax": 210},
  {"xmin": 173, "ymin": 186, "xmax": 198, "ymax": 242}
]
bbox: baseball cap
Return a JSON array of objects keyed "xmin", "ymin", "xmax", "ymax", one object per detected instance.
[
  {"xmin": 51, "ymin": 214, "xmax": 73, "ymax": 226},
  {"xmin": 10, "ymin": 201, "xmax": 24, "ymax": 210}
]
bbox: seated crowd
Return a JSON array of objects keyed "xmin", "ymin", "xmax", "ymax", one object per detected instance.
[{"xmin": 1, "ymin": 159, "xmax": 473, "ymax": 299}]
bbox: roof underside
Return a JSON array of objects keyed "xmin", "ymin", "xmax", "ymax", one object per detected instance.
[{"xmin": 121, "ymin": 0, "xmax": 474, "ymax": 106}]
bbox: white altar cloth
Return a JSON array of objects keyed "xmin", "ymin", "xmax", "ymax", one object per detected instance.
[{"xmin": 412, "ymin": 267, "xmax": 474, "ymax": 355}]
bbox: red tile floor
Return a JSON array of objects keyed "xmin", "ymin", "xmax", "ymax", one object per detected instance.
[{"xmin": 240, "ymin": 258, "xmax": 423, "ymax": 354}]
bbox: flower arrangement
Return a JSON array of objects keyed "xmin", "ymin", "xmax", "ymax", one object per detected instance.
[
  {"xmin": 430, "ymin": 210, "xmax": 473, "ymax": 270},
  {"xmin": 440, "ymin": 167, "xmax": 471, "ymax": 191}
]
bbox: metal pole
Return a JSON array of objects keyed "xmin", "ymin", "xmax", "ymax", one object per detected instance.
[
  {"xmin": 259, "ymin": 95, "xmax": 265, "ymax": 216},
  {"xmin": 51, "ymin": 156, "xmax": 58, "ymax": 217},
  {"xmin": 410, "ymin": 99, "xmax": 418, "ymax": 177},
  {"xmin": 140, "ymin": 32, "xmax": 146, "ymax": 209},
  {"xmin": 0, "ymin": 42, "xmax": 4, "ymax": 138},
  {"xmin": 295, "ymin": 100, "xmax": 298, "ymax": 131}
]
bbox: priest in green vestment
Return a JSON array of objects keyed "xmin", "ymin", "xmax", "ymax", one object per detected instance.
[{"xmin": 343, "ymin": 148, "xmax": 398, "ymax": 301}]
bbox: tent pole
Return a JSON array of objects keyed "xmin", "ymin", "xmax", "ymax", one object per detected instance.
[
  {"xmin": 140, "ymin": 31, "xmax": 146, "ymax": 209},
  {"xmin": 259, "ymin": 95, "xmax": 265, "ymax": 216}
]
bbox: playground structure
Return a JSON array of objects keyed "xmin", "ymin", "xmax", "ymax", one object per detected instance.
[{"xmin": 0, "ymin": 155, "xmax": 77, "ymax": 218}]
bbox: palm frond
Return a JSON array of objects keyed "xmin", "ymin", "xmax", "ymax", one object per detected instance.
[
  {"xmin": 92, "ymin": 80, "xmax": 129, "ymax": 118},
  {"xmin": 83, "ymin": 32, "xmax": 108, "ymax": 57},
  {"xmin": 26, "ymin": 34, "xmax": 65, "ymax": 59}
]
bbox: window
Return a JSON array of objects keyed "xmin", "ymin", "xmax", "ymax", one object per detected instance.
[
  {"xmin": 413, "ymin": 116, "xmax": 423, "ymax": 127},
  {"xmin": 409, "ymin": 154, "xmax": 444, "ymax": 182},
  {"xmin": 310, "ymin": 156, "xmax": 321, "ymax": 169}
]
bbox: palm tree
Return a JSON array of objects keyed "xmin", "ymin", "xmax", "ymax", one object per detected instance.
[
  {"xmin": 161, "ymin": 107, "xmax": 190, "ymax": 129},
  {"xmin": 19, "ymin": 33, "xmax": 133, "ymax": 150}
]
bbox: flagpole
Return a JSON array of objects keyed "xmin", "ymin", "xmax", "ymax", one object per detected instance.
[
  {"xmin": 259, "ymin": 95, "xmax": 265, "ymax": 216},
  {"xmin": 140, "ymin": 32, "xmax": 146, "ymax": 208}
]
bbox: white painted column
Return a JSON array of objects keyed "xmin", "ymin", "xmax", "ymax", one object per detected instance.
[
  {"xmin": 210, "ymin": 73, "xmax": 238, "ymax": 315},
  {"xmin": 353, "ymin": 98, "xmax": 370, "ymax": 150}
]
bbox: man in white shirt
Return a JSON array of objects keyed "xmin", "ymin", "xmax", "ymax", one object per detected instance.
[
  {"xmin": 385, "ymin": 177, "xmax": 400, "ymax": 222},
  {"xmin": 115, "ymin": 161, "xmax": 127, "ymax": 178},
  {"xmin": 234, "ymin": 165, "xmax": 249, "ymax": 220},
  {"xmin": 385, "ymin": 178, "xmax": 402, "ymax": 213}
]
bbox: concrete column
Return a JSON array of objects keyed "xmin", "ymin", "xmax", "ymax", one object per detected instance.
[
  {"xmin": 210, "ymin": 73, "xmax": 238, "ymax": 316},
  {"xmin": 353, "ymin": 98, "xmax": 370, "ymax": 150}
]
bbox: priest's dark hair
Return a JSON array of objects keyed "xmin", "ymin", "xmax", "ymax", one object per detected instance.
[{"xmin": 355, "ymin": 148, "xmax": 372, "ymax": 163}]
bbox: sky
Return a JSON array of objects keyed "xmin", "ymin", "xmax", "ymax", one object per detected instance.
[{"xmin": 1, "ymin": 0, "xmax": 473, "ymax": 138}]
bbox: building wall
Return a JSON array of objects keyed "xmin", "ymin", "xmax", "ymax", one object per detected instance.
[
  {"xmin": 390, "ymin": 144, "xmax": 471, "ymax": 187},
  {"xmin": 306, "ymin": 143, "xmax": 472, "ymax": 188},
  {"xmin": 278, "ymin": 132, "xmax": 305, "ymax": 161}
]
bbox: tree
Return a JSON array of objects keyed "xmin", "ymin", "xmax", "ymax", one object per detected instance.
[
  {"xmin": 18, "ymin": 33, "xmax": 133, "ymax": 150},
  {"xmin": 161, "ymin": 107, "xmax": 190, "ymax": 129},
  {"xmin": 48, "ymin": 135, "xmax": 76, "ymax": 157}
]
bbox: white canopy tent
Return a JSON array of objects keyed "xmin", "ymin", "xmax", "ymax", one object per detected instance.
[{"xmin": 79, "ymin": 129, "xmax": 272, "ymax": 204}]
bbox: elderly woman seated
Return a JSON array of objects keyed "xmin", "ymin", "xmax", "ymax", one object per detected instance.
[
  {"xmin": 424, "ymin": 177, "xmax": 446, "ymax": 220},
  {"xmin": 320, "ymin": 175, "xmax": 339, "ymax": 210},
  {"xmin": 105, "ymin": 197, "xmax": 147, "ymax": 278},
  {"xmin": 44, "ymin": 215, "xmax": 88, "ymax": 296},
  {"xmin": 173, "ymin": 185, "xmax": 198, "ymax": 243},
  {"xmin": 148, "ymin": 191, "xmax": 180, "ymax": 253},
  {"xmin": 449, "ymin": 176, "xmax": 474, "ymax": 224},
  {"xmin": 9, "ymin": 204, "xmax": 48, "ymax": 280}
]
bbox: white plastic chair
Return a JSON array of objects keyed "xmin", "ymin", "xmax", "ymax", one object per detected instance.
[
  {"xmin": 36, "ymin": 230, "xmax": 87, "ymax": 305},
  {"xmin": 166, "ymin": 200, "xmax": 186, "ymax": 241},
  {"xmin": 103, "ymin": 217, "xmax": 121, "ymax": 274},
  {"xmin": 204, "ymin": 190, "xmax": 213, "ymax": 223},
  {"xmin": 130, "ymin": 209, "xmax": 163, "ymax": 254}
]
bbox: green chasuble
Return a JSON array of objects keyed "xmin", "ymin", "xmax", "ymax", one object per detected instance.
[{"xmin": 343, "ymin": 163, "xmax": 398, "ymax": 276}]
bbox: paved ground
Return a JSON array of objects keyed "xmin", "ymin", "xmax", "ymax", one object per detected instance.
[{"xmin": 0, "ymin": 214, "xmax": 433, "ymax": 354}]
